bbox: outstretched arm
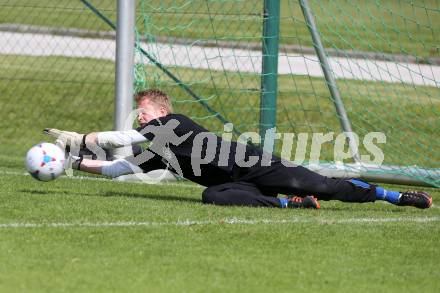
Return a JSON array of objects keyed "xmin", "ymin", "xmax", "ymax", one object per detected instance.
[
  {"xmin": 70, "ymin": 157, "xmax": 143, "ymax": 178},
  {"xmin": 44, "ymin": 128, "xmax": 147, "ymax": 149},
  {"xmin": 89, "ymin": 130, "xmax": 147, "ymax": 149}
]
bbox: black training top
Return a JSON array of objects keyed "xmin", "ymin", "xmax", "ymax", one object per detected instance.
[{"xmin": 135, "ymin": 113, "xmax": 276, "ymax": 187}]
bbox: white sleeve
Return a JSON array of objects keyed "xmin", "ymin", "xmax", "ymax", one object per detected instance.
[
  {"xmin": 101, "ymin": 158, "xmax": 143, "ymax": 178},
  {"xmin": 96, "ymin": 130, "xmax": 147, "ymax": 149}
]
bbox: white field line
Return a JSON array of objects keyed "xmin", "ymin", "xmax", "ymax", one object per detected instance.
[
  {"xmin": 0, "ymin": 31, "xmax": 438, "ymax": 87},
  {"xmin": 0, "ymin": 216, "xmax": 439, "ymax": 229}
]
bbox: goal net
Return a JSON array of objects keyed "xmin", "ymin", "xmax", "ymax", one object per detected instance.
[{"xmin": 133, "ymin": 0, "xmax": 439, "ymax": 187}]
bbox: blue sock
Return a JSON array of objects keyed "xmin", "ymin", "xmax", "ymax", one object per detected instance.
[
  {"xmin": 375, "ymin": 186, "xmax": 401, "ymax": 204},
  {"xmin": 279, "ymin": 198, "xmax": 289, "ymax": 208},
  {"xmin": 348, "ymin": 179, "xmax": 401, "ymax": 204}
]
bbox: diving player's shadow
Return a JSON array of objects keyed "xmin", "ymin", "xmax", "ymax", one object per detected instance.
[
  {"xmin": 103, "ymin": 191, "xmax": 200, "ymax": 203},
  {"xmin": 19, "ymin": 188, "xmax": 94, "ymax": 196}
]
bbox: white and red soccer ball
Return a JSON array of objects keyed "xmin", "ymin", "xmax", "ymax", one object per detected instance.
[{"xmin": 26, "ymin": 142, "xmax": 65, "ymax": 181}]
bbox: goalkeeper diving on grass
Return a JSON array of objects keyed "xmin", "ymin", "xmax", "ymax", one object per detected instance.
[{"xmin": 44, "ymin": 89, "xmax": 432, "ymax": 209}]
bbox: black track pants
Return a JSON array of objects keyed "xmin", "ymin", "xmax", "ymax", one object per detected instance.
[
  {"xmin": 202, "ymin": 161, "xmax": 376, "ymax": 208},
  {"xmin": 202, "ymin": 182, "xmax": 281, "ymax": 207}
]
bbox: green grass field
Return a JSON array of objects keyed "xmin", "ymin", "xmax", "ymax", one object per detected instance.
[
  {"xmin": 0, "ymin": 0, "xmax": 438, "ymax": 59},
  {"xmin": 0, "ymin": 52, "xmax": 439, "ymax": 291},
  {"xmin": 0, "ymin": 1, "xmax": 439, "ymax": 290},
  {"xmin": 0, "ymin": 168, "xmax": 439, "ymax": 292}
]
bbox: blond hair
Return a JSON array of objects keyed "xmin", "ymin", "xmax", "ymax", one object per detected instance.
[{"xmin": 135, "ymin": 89, "xmax": 173, "ymax": 113}]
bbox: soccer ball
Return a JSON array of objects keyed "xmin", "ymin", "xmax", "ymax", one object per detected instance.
[{"xmin": 26, "ymin": 142, "xmax": 65, "ymax": 181}]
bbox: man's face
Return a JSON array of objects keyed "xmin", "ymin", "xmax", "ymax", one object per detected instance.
[{"xmin": 137, "ymin": 98, "xmax": 168, "ymax": 124}]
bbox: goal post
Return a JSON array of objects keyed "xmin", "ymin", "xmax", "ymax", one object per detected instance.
[
  {"xmin": 113, "ymin": 0, "xmax": 135, "ymax": 158},
  {"xmin": 260, "ymin": 0, "xmax": 280, "ymax": 151},
  {"xmin": 299, "ymin": 0, "xmax": 360, "ymax": 162},
  {"xmin": 114, "ymin": 0, "xmax": 135, "ymax": 132}
]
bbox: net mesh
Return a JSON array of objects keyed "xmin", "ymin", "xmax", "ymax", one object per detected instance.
[
  {"xmin": 134, "ymin": 0, "xmax": 440, "ymax": 186},
  {"xmin": 0, "ymin": 0, "xmax": 117, "ymax": 168}
]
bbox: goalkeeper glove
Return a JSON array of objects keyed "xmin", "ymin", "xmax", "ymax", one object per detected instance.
[
  {"xmin": 43, "ymin": 128, "xmax": 86, "ymax": 151},
  {"xmin": 63, "ymin": 154, "xmax": 83, "ymax": 176}
]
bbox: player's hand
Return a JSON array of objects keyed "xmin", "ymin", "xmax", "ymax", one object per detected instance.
[{"xmin": 43, "ymin": 128, "xmax": 85, "ymax": 150}]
